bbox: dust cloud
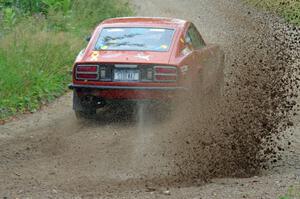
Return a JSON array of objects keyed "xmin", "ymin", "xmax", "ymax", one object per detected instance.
[{"xmin": 132, "ymin": 19, "xmax": 300, "ymax": 184}]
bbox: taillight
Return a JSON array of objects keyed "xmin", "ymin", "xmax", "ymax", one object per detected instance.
[
  {"xmin": 154, "ymin": 66, "xmax": 177, "ymax": 82},
  {"xmin": 155, "ymin": 75, "xmax": 177, "ymax": 81},
  {"xmin": 155, "ymin": 67, "xmax": 177, "ymax": 74},
  {"xmin": 75, "ymin": 64, "xmax": 99, "ymax": 80},
  {"xmin": 77, "ymin": 65, "xmax": 97, "ymax": 72},
  {"xmin": 76, "ymin": 74, "xmax": 98, "ymax": 79}
]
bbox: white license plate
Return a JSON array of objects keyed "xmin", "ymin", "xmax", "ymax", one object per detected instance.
[{"xmin": 114, "ymin": 69, "xmax": 139, "ymax": 81}]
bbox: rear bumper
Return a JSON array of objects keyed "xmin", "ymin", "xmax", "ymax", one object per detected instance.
[
  {"xmin": 68, "ymin": 84, "xmax": 187, "ymax": 91},
  {"xmin": 69, "ymin": 83, "xmax": 187, "ymax": 100}
]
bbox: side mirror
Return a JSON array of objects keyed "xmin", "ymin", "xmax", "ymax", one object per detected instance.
[{"xmin": 85, "ymin": 35, "xmax": 91, "ymax": 42}]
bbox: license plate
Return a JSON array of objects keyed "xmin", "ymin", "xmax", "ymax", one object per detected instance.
[{"xmin": 114, "ymin": 69, "xmax": 139, "ymax": 81}]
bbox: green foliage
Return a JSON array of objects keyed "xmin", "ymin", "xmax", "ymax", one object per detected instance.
[
  {"xmin": 245, "ymin": 0, "xmax": 300, "ymax": 26},
  {"xmin": 2, "ymin": 7, "xmax": 16, "ymax": 27},
  {"xmin": 42, "ymin": 0, "xmax": 71, "ymax": 14},
  {"xmin": 0, "ymin": 0, "xmax": 132, "ymax": 32},
  {"xmin": 0, "ymin": 22, "xmax": 80, "ymax": 118},
  {"xmin": 0, "ymin": 0, "xmax": 132, "ymax": 119},
  {"xmin": 69, "ymin": 0, "xmax": 132, "ymax": 36},
  {"xmin": 0, "ymin": 0, "xmax": 76, "ymax": 32},
  {"xmin": 0, "ymin": 0, "xmax": 71, "ymax": 14}
]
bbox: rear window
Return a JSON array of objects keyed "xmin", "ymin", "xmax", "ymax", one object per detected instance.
[{"xmin": 94, "ymin": 27, "xmax": 175, "ymax": 52}]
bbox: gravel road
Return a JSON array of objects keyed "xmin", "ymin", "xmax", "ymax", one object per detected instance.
[{"xmin": 0, "ymin": 0, "xmax": 299, "ymax": 198}]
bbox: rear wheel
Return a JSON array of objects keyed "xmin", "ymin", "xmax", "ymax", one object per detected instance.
[{"xmin": 73, "ymin": 90, "xmax": 97, "ymax": 120}]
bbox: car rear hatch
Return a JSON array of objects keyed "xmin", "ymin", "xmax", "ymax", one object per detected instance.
[{"xmin": 85, "ymin": 50, "xmax": 172, "ymax": 65}]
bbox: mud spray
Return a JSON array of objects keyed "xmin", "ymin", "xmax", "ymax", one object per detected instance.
[
  {"xmin": 170, "ymin": 20, "xmax": 300, "ymax": 180},
  {"xmin": 134, "ymin": 18, "xmax": 300, "ymax": 185}
]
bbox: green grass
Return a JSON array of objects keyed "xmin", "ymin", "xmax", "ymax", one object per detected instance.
[
  {"xmin": 244, "ymin": 0, "xmax": 300, "ymax": 26},
  {"xmin": 0, "ymin": 0, "xmax": 132, "ymax": 120}
]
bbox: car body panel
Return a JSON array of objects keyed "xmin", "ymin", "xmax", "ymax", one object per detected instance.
[
  {"xmin": 70, "ymin": 17, "xmax": 224, "ymax": 101},
  {"xmin": 78, "ymin": 50, "xmax": 173, "ymax": 65}
]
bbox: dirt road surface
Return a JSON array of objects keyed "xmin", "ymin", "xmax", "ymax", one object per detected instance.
[{"xmin": 0, "ymin": 0, "xmax": 299, "ymax": 198}]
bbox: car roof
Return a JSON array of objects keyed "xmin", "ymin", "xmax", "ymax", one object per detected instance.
[{"xmin": 100, "ymin": 17, "xmax": 188, "ymax": 29}]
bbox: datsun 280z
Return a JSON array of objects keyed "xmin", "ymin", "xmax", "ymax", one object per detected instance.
[{"xmin": 69, "ymin": 17, "xmax": 224, "ymax": 119}]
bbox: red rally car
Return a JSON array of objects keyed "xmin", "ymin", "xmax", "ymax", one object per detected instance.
[{"xmin": 69, "ymin": 17, "xmax": 224, "ymax": 119}]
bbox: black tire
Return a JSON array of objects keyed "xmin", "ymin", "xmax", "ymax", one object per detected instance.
[{"xmin": 73, "ymin": 90, "xmax": 97, "ymax": 120}]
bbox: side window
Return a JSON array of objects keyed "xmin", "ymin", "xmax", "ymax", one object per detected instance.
[
  {"xmin": 187, "ymin": 24, "xmax": 206, "ymax": 49},
  {"xmin": 185, "ymin": 32, "xmax": 193, "ymax": 47},
  {"xmin": 180, "ymin": 30, "xmax": 193, "ymax": 55}
]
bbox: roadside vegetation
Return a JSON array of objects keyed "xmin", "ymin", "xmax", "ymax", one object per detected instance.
[
  {"xmin": 0, "ymin": 0, "xmax": 132, "ymax": 120},
  {"xmin": 244, "ymin": 0, "xmax": 300, "ymax": 25}
]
